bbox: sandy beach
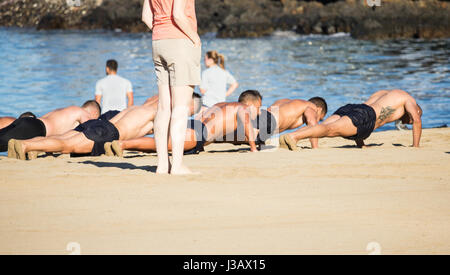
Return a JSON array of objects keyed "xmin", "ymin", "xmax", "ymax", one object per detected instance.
[{"xmin": 0, "ymin": 128, "xmax": 449, "ymax": 255}]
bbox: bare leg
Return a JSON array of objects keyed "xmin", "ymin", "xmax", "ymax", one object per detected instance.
[
  {"xmin": 21, "ymin": 131, "xmax": 80, "ymax": 158},
  {"xmin": 170, "ymin": 85, "xmax": 195, "ymax": 175},
  {"xmin": 15, "ymin": 133, "xmax": 94, "ymax": 160},
  {"xmin": 122, "ymin": 137, "xmax": 156, "ymax": 153},
  {"xmin": 154, "ymin": 84, "xmax": 172, "ymax": 174},
  {"xmin": 283, "ymin": 116, "xmax": 357, "ymax": 151},
  {"xmin": 123, "ymin": 130, "xmax": 198, "ymax": 154}
]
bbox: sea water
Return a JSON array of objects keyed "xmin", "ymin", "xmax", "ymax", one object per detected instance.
[{"xmin": 0, "ymin": 28, "xmax": 448, "ymax": 131}]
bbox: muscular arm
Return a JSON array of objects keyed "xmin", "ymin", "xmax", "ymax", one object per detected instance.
[
  {"xmin": 173, "ymin": 0, "xmax": 201, "ymax": 47},
  {"xmin": 405, "ymin": 100, "xmax": 422, "ymax": 147},
  {"xmin": 237, "ymin": 108, "xmax": 257, "ymax": 152},
  {"xmin": 142, "ymin": 0, "xmax": 153, "ymax": 30},
  {"xmin": 304, "ymin": 107, "xmax": 319, "ymax": 149}
]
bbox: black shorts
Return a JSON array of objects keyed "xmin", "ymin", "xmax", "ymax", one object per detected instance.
[
  {"xmin": 99, "ymin": 110, "xmax": 120, "ymax": 121},
  {"xmin": 255, "ymin": 109, "xmax": 278, "ymax": 145},
  {"xmin": 74, "ymin": 119, "xmax": 120, "ymax": 156},
  {"xmin": 334, "ymin": 104, "xmax": 377, "ymax": 141},
  {"xmin": 184, "ymin": 119, "xmax": 207, "ymax": 155},
  {"xmin": 0, "ymin": 117, "xmax": 46, "ymax": 152}
]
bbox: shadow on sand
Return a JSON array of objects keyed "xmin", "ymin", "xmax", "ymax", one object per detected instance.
[
  {"xmin": 207, "ymin": 148, "xmax": 251, "ymax": 154},
  {"xmin": 392, "ymin": 143, "xmax": 407, "ymax": 147},
  {"xmin": 333, "ymin": 143, "xmax": 384, "ymax": 149},
  {"xmin": 74, "ymin": 160, "xmax": 157, "ymax": 173}
]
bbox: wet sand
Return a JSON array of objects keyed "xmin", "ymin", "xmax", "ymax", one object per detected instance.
[{"xmin": 0, "ymin": 128, "xmax": 449, "ymax": 254}]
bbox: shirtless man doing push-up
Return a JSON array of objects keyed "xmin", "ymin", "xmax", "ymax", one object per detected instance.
[
  {"xmin": 280, "ymin": 90, "xmax": 422, "ymax": 150},
  {"xmin": 105, "ymin": 90, "xmax": 262, "ymax": 157},
  {"xmin": 9, "ymin": 94, "xmax": 202, "ymax": 160},
  {"xmin": 0, "ymin": 101, "xmax": 101, "ymax": 152}
]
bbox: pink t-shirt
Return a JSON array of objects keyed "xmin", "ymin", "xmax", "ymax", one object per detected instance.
[{"xmin": 150, "ymin": 0, "xmax": 197, "ymax": 40}]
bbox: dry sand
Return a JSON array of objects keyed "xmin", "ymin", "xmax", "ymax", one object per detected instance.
[{"xmin": 0, "ymin": 128, "xmax": 449, "ymax": 255}]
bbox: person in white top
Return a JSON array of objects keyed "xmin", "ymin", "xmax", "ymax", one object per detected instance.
[
  {"xmin": 95, "ymin": 60, "xmax": 134, "ymax": 114},
  {"xmin": 200, "ymin": 51, "xmax": 239, "ymax": 108}
]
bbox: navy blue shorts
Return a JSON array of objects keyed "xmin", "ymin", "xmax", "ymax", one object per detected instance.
[
  {"xmin": 334, "ymin": 104, "xmax": 376, "ymax": 141},
  {"xmin": 255, "ymin": 109, "xmax": 277, "ymax": 145},
  {"xmin": 0, "ymin": 118, "xmax": 46, "ymax": 152},
  {"xmin": 74, "ymin": 120, "xmax": 120, "ymax": 156}
]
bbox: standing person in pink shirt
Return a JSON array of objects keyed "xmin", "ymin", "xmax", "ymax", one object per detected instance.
[{"xmin": 142, "ymin": 0, "xmax": 201, "ymax": 175}]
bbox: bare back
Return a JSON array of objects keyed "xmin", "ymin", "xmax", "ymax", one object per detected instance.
[
  {"xmin": 365, "ymin": 89, "xmax": 419, "ymax": 129},
  {"xmin": 112, "ymin": 105, "xmax": 158, "ymax": 140},
  {"xmin": 201, "ymin": 102, "xmax": 255, "ymax": 143},
  {"xmin": 39, "ymin": 106, "xmax": 90, "ymax": 136},
  {"xmin": 269, "ymin": 99, "xmax": 319, "ymax": 132},
  {"xmin": 0, "ymin": 117, "xmax": 15, "ymax": 129}
]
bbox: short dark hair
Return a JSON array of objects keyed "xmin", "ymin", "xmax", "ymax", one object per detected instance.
[
  {"xmin": 308, "ymin": 97, "xmax": 328, "ymax": 116},
  {"xmin": 106, "ymin": 59, "xmax": 118, "ymax": 72},
  {"xmin": 19, "ymin": 112, "xmax": 37, "ymax": 119},
  {"xmin": 82, "ymin": 100, "xmax": 101, "ymax": 115},
  {"xmin": 238, "ymin": 90, "xmax": 263, "ymax": 103}
]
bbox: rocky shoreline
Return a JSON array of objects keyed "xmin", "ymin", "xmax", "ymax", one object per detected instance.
[{"xmin": 0, "ymin": 0, "xmax": 449, "ymax": 39}]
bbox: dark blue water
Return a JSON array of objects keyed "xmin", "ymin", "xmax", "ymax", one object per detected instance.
[{"xmin": 0, "ymin": 28, "xmax": 449, "ymax": 131}]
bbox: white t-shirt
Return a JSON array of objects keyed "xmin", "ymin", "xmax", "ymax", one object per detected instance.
[
  {"xmin": 95, "ymin": 74, "xmax": 133, "ymax": 114},
  {"xmin": 200, "ymin": 66, "xmax": 237, "ymax": 107}
]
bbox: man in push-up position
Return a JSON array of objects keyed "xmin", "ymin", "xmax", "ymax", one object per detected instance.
[
  {"xmin": 280, "ymin": 90, "xmax": 422, "ymax": 150},
  {"xmin": 0, "ymin": 101, "xmax": 101, "ymax": 152},
  {"xmin": 9, "ymin": 94, "xmax": 202, "ymax": 160},
  {"xmin": 104, "ymin": 90, "xmax": 262, "ymax": 157}
]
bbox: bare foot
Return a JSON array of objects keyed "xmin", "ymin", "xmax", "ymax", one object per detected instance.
[
  {"xmin": 156, "ymin": 167, "xmax": 169, "ymax": 174},
  {"xmin": 279, "ymin": 136, "xmax": 289, "ymax": 149},
  {"xmin": 14, "ymin": 140, "xmax": 27, "ymax": 160},
  {"xmin": 104, "ymin": 142, "xmax": 114, "ymax": 156},
  {"xmin": 111, "ymin": 140, "xmax": 123, "ymax": 157},
  {"xmin": 156, "ymin": 160, "xmax": 171, "ymax": 174},
  {"xmin": 8, "ymin": 139, "xmax": 16, "ymax": 159},
  {"xmin": 170, "ymin": 164, "xmax": 199, "ymax": 175},
  {"xmin": 281, "ymin": 134, "xmax": 299, "ymax": 151},
  {"xmin": 27, "ymin": 151, "xmax": 39, "ymax": 160}
]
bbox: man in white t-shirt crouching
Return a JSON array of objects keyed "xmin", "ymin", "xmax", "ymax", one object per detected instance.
[{"xmin": 95, "ymin": 59, "xmax": 134, "ymax": 114}]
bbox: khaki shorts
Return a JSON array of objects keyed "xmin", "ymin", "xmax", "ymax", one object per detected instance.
[{"xmin": 152, "ymin": 39, "xmax": 201, "ymax": 87}]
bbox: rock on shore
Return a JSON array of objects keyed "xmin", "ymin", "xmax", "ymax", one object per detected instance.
[{"xmin": 0, "ymin": 0, "xmax": 449, "ymax": 39}]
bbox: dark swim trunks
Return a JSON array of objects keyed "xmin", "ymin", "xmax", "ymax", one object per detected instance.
[
  {"xmin": 333, "ymin": 104, "xmax": 377, "ymax": 141},
  {"xmin": 74, "ymin": 119, "xmax": 120, "ymax": 156},
  {"xmin": 255, "ymin": 109, "xmax": 278, "ymax": 145},
  {"xmin": 0, "ymin": 117, "xmax": 47, "ymax": 152},
  {"xmin": 184, "ymin": 119, "xmax": 208, "ymax": 155},
  {"xmin": 99, "ymin": 110, "xmax": 120, "ymax": 121},
  {"xmin": 71, "ymin": 110, "xmax": 120, "ymax": 157}
]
